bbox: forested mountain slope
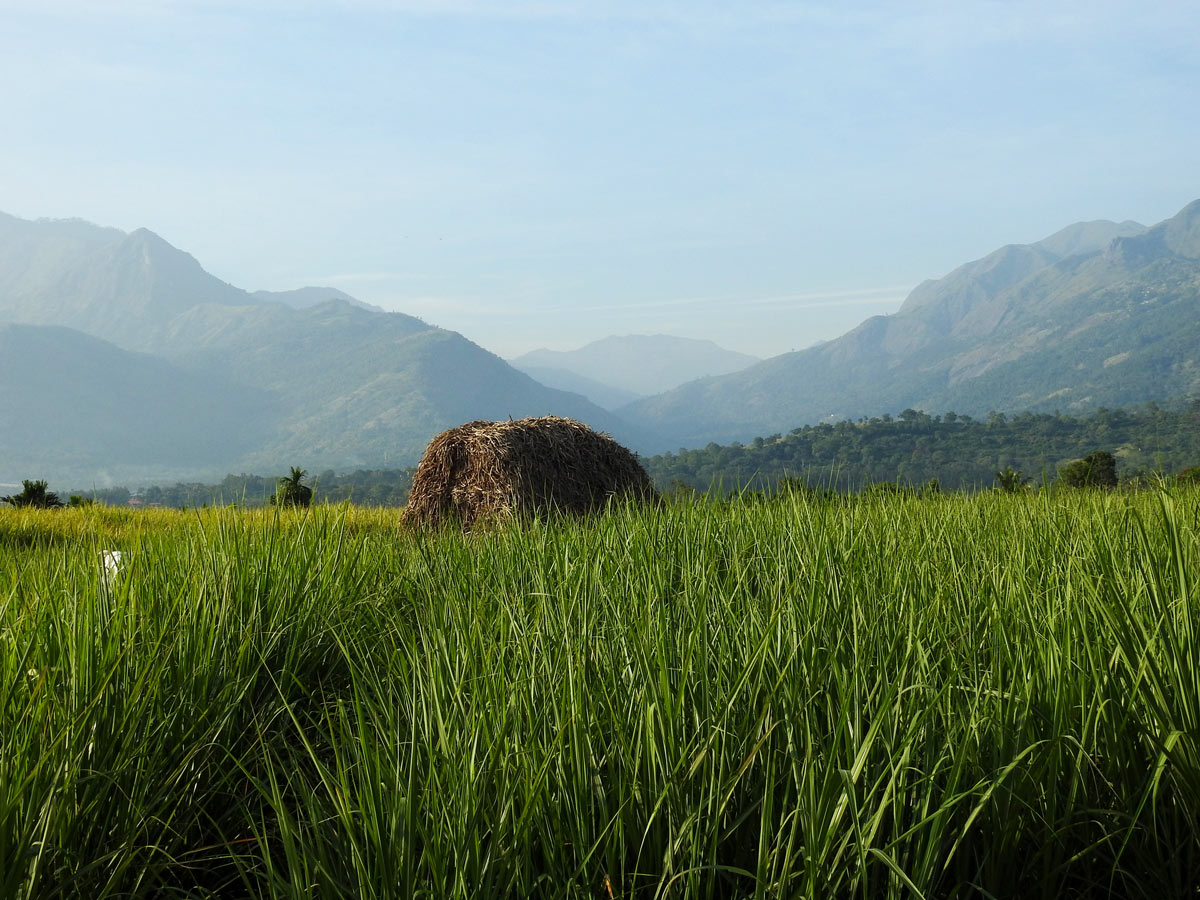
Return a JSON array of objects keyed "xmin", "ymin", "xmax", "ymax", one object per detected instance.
[{"xmin": 644, "ymin": 403, "xmax": 1200, "ymax": 493}]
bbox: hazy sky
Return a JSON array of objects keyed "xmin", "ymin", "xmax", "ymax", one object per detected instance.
[{"xmin": 2, "ymin": 1, "xmax": 1198, "ymax": 358}]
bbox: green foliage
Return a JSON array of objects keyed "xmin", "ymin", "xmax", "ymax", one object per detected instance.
[
  {"xmin": 662, "ymin": 478, "xmax": 699, "ymax": 503},
  {"xmin": 994, "ymin": 465, "xmax": 1030, "ymax": 493},
  {"xmin": 1059, "ymin": 450, "xmax": 1119, "ymax": 488},
  {"xmin": 1, "ymin": 478, "xmax": 64, "ymax": 508},
  {"xmin": 1178, "ymin": 466, "xmax": 1200, "ymax": 485},
  {"xmin": 777, "ymin": 475, "xmax": 814, "ymax": 497},
  {"xmin": 73, "ymin": 468, "xmax": 416, "ymax": 509},
  {"xmin": 57, "ymin": 402, "xmax": 1200, "ymax": 510},
  {"xmin": 3, "ymin": 492, "xmax": 1200, "ymax": 897},
  {"xmin": 862, "ymin": 480, "xmax": 917, "ymax": 497},
  {"xmin": 271, "ymin": 466, "xmax": 312, "ymax": 508},
  {"xmin": 644, "ymin": 403, "xmax": 1200, "ymax": 494}
]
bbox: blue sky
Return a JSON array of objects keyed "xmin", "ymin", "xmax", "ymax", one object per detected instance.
[{"xmin": 2, "ymin": 1, "xmax": 1198, "ymax": 358}]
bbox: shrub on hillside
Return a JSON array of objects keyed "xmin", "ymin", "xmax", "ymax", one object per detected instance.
[
  {"xmin": 1059, "ymin": 451, "xmax": 1118, "ymax": 489},
  {"xmin": 994, "ymin": 466, "xmax": 1030, "ymax": 493}
]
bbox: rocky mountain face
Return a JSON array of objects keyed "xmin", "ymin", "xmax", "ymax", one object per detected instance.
[
  {"xmin": 621, "ymin": 204, "xmax": 1200, "ymax": 450},
  {"xmin": 0, "ymin": 214, "xmax": 650, "ymax": 485}
]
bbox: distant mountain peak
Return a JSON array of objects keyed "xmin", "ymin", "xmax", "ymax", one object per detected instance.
[
  {"xmin": 1177, "ymin": 198, "xmax": 1200, "ymax": 217},
  {"xmin": 899, "ymin": 217, "xmax": 1147, "ymax": 320},
  {"xmin": 1162, "ymin": 197, "xmax": 1200, "ymax": 258},
  {"xmin": 254, "ymin": 286, "xmax": 385, "ymax": 312},
  {"xmin": 1033, "ymin": 218, "xmax": 1145, "ymax": 259},
  {"xmin": 119, "ymin": 227, "xmax": 196, "ymax": 265},
  {"xmin": 1101, "ymin": 198, "xmax": 1200, "ymax": 264},
  {"xmin": 0, "ymin": 213, "xmax": 254, "ymax": 349},
  {"xmin": 511, "ymin": 334, "xmax": 759, "ymax": 398}
]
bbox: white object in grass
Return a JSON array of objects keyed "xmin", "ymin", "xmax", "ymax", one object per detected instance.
[{"xmin": 100, "ymin": 550, "xmax": 123, "ymax": 590}]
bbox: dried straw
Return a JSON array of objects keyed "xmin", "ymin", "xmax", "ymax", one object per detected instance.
[{"xmin": 401, "ymin": 416, "xmax": 658, "ymax": 530}]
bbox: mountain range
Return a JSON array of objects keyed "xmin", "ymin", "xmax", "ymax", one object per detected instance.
[
  {"xmin": 2, "ymin": 199, "xmax": 1199, "ymax": 486},
  {"xmin": 621, "ymin": 203, "xmax": 1200, "ymax": 449},
  {"xmin": 0, "ymin": 214, "xmax": 651, "ymax": 485}
]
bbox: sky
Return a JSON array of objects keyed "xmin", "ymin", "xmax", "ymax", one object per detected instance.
[{"xmin": 1, "ymin": 0, "xmax": 1198, "ymax": 359}]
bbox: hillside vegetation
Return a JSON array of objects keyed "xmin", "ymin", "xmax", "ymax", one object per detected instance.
[
  {"xmin": 49, "ymin": 400, "xmax": 1200, "ymax": 508},
  {"xmin": 3, "ymin": 490, "xmax": 1200, "ymax": 897},
  {"xmin": 645, "ymin": 401, "xmax": 1200, "ymax": 492}
]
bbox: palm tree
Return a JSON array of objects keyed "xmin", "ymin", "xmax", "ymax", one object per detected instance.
[
  {"xmin": 994, "ymin": 466, "xmax": 1029, "ymax": 493},
  {"xmin": 273, "ymin": 467, "xmax": 313, "ymax": 507},
  {"xmin": 2, "ymin": 479, "xmax": 64, "ymax": 508}
]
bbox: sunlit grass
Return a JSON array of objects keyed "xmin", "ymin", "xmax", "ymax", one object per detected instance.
[{"xmin": 2, "ymin": 490, "xmax": 1199, "ymax": 898}]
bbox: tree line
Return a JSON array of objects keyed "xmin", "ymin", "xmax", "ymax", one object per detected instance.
[
  {"xmin": 642, "ymin": 401, "xmax": 1200, "ymax": 494},
  {"xmin": 6, "ymin": 402, "xmax": 1200, "ymax": 510},
  {"xmin": 60, "ymin": 467, "xmax": 416, "ymax": 510}
]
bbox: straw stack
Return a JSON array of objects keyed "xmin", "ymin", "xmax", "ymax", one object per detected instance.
[{"xmin": 402, "ymin": 416, "xmax": 658, "ymax": 530}]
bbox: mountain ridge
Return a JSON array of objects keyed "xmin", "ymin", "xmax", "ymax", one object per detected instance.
[
  {"xmin": 620, "ymin": 201, "xmax": 1200, "ymax": 449},
  {"xmin": 0, "ymin": 215, "xmax": 258, "ymax": 349},
  {"xmin": 253, "ymin": 286, "xmax": 386, "ymax": 312},
  {"xmin": 0, "ymin": 212, "xmax": 656, "ymax": 484},
  {"xmin": 4, "ymin": 201, "xmax": 1199, "ymax": 483}
]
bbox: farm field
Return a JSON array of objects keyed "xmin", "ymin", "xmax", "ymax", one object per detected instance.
[{"xmin": 2, "ymin": 490, "xmax": 1199, "ymax": 899}]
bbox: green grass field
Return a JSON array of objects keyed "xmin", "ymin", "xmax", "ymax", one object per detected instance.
[{"xmin": 2, "ymin": 489, "xmax": 1199, "ymax": 898}]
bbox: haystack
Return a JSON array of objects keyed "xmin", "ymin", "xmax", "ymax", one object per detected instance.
[{"xmin": 402, "ymin": 416, "xmax": 658, "ymax": 530}]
